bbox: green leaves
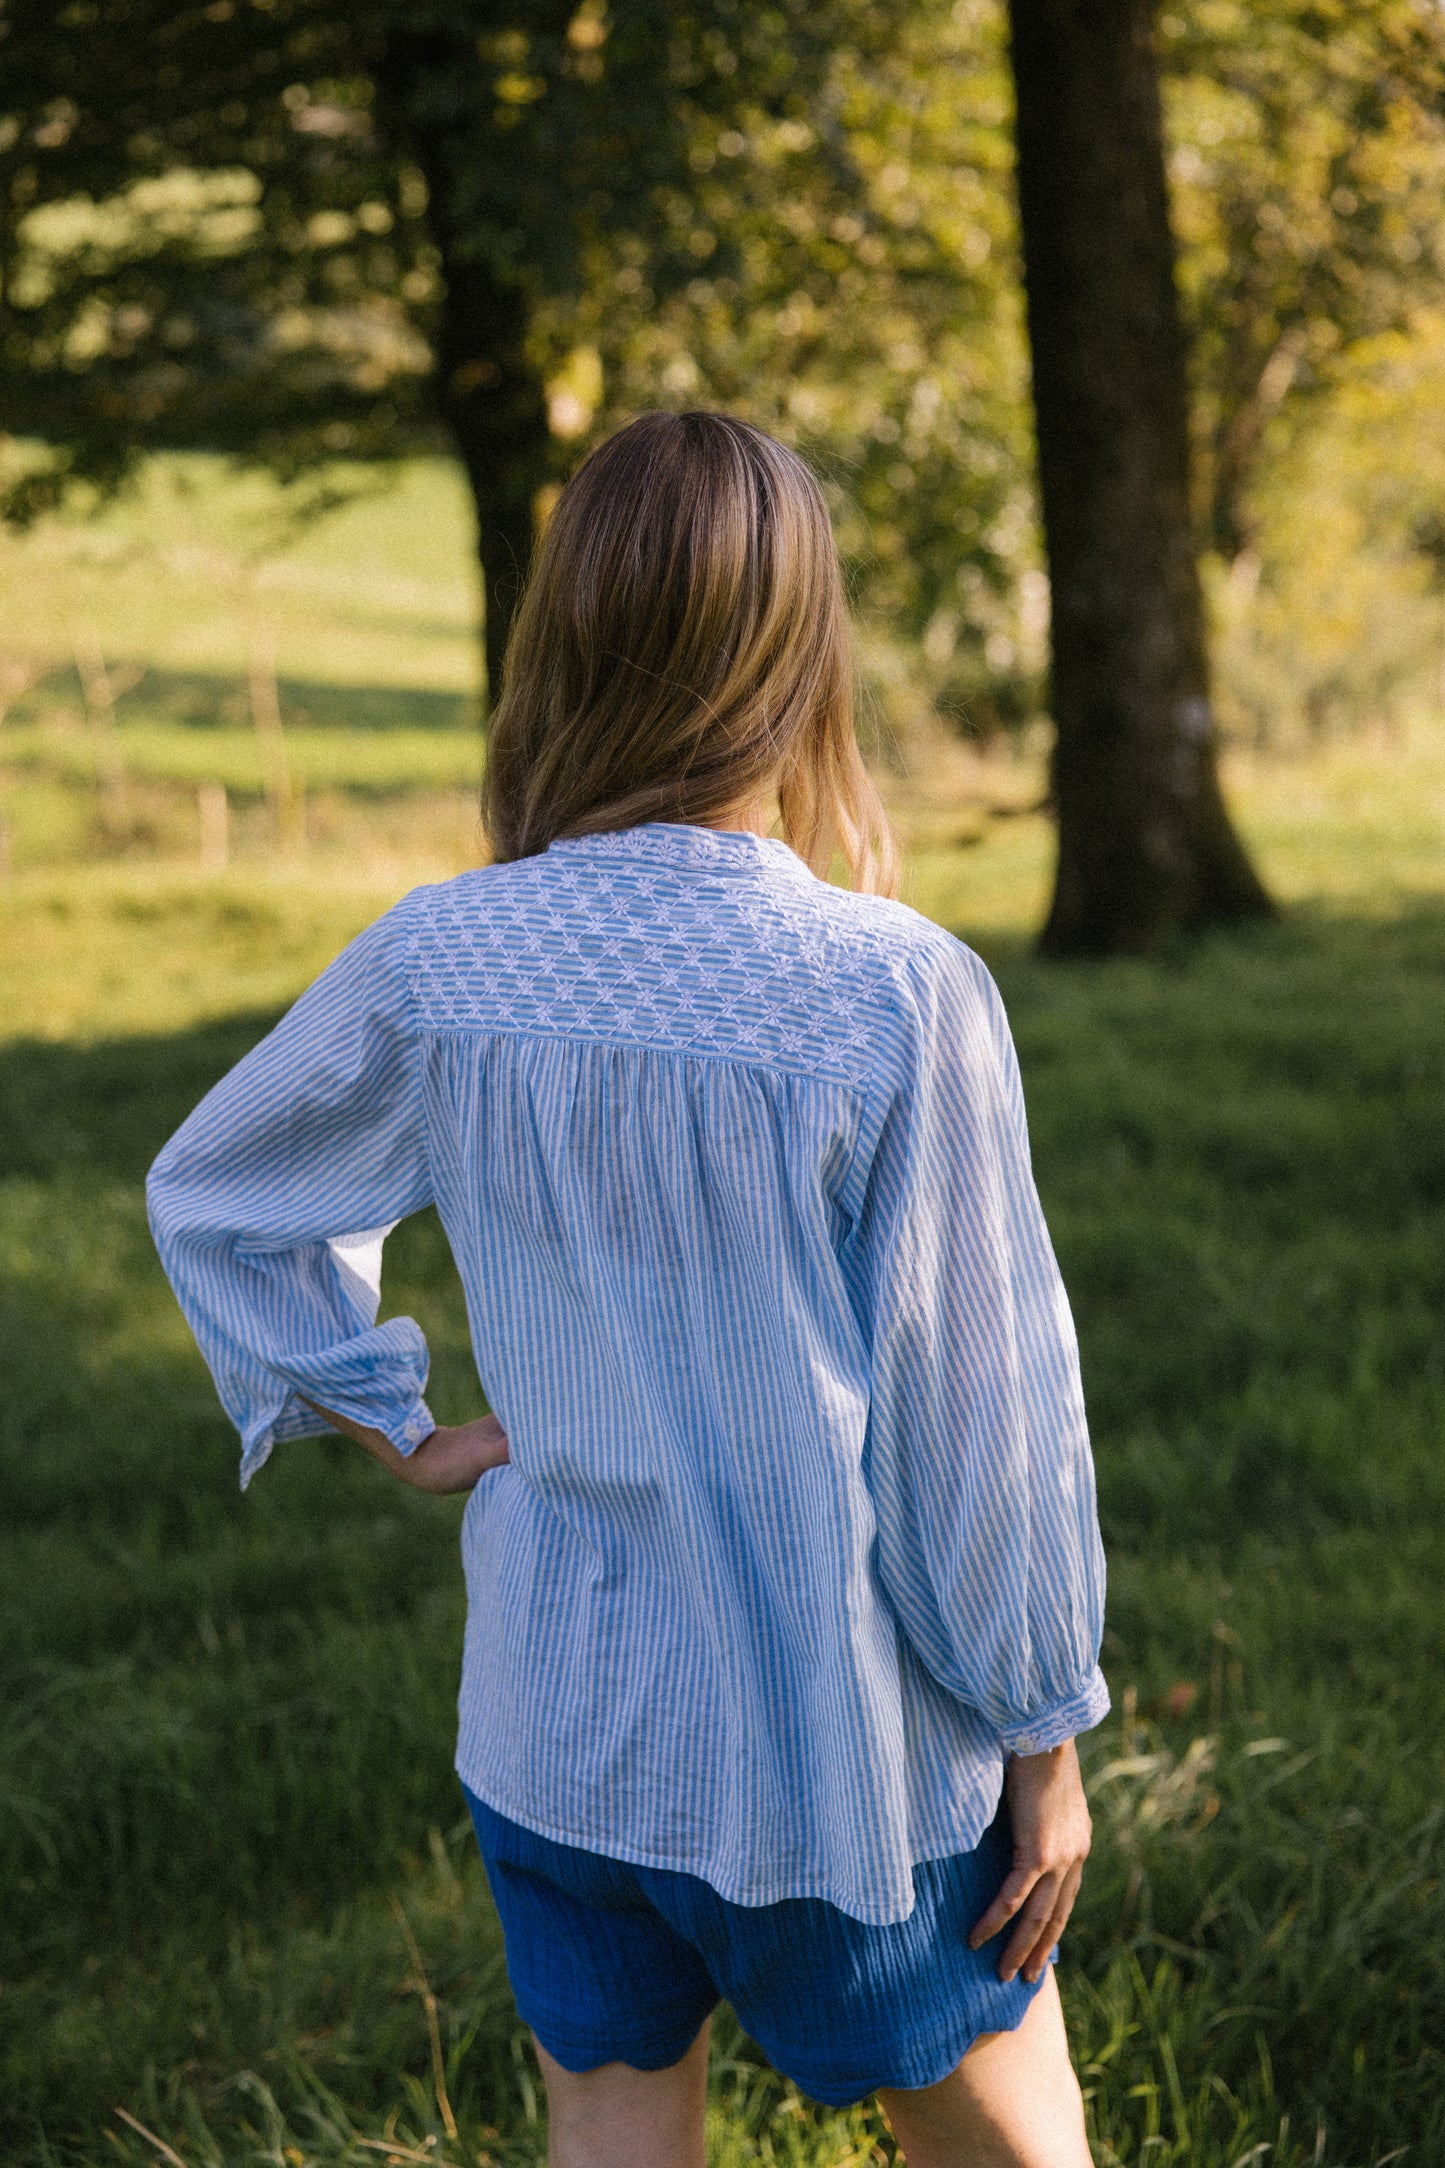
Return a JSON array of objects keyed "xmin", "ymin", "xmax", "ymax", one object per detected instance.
[
  {"xmin": 6, "ymin": 0, "xmax": 1445, "ymax": 739},
  {"xmin": 1161, "ymin": 0, "xmax": 1445, "ymax": 561}
]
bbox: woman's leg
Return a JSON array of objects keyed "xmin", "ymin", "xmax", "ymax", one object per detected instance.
[
  {"xmin": 875, "ymin": 1971, "xmax": 1090, "ymax": 2168},
  {"xmin": 532, "ymin": 2016, "xmax": 711, "ymax": 2168}
]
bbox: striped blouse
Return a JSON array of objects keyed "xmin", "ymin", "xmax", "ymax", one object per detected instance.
[{"xmin": 147, "ymin": 821, "xmax": 1108, "ymax": 1925}]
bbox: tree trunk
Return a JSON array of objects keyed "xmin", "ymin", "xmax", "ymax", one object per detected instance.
[
  {"xmin": 374, "ymin": 27, "xmax": 555, "ymax": 713},
  {"xmin": 433, "ymin": 255, "xmax": 552, "ymax": 711},
  {"xmin": 1005, "ymin": 0, "xmax": 1273, "ymax": 954}
]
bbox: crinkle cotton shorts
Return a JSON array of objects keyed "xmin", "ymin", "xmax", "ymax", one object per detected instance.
[{"xmin": 463, "ymin": 1785, "xmax": 1047, "ymax": 2107}]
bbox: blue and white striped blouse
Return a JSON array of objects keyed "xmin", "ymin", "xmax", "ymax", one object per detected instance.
[{"xmin": 147, "ymin": 821, "xmax": 1108, "ymax": 1925}]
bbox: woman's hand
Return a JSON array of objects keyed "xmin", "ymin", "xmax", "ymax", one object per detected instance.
[
  {"xmin": 967, "ymin": 1738, "xmax": 1092, "ymax": 1985},
  {"xmin": 301, "ymin": 1400, "xmax": 510, "ymax": 1494}
]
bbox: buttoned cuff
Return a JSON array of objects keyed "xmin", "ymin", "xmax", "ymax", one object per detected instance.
[
  {"xmin": 235, "ymin": 1315, "xmax": 434, "ymax": 1489},
  {"xmin": 239, "ymin": 1389, "xmax": 436, "ymax": 1490}
]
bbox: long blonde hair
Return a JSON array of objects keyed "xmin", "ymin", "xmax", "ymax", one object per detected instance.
[{"xmin": 483, "ymin": 410, "xmax": 898, "ymax": 895}]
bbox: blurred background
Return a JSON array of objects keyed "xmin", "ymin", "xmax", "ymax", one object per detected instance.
[{"xmin": 2, "ymin": 3, "xmax": 1444, "ymax": 2165}]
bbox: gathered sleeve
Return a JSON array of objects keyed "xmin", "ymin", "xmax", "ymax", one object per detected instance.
[
  {"xmin": 841, "ymin": 934, "xmax": 1108, "ymax": 1754},
  {"xmin": 146, "ymin": 894, "xmax": 436, "ymax": 1488}
]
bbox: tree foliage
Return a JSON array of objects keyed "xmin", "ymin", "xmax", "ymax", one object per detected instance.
[
  {"xmin": 1160, "ymin": 0, "xmax": 1445, "ymax": 562},
  {"xmin": 562, "ymin": 0, "xmax": 1035, "ymax": 705},
  {"xmin": 3, "ymin": 0, "xmax": 1445, "ymax": 731},
  {"xmin": 0, "ymin": 0, "xmax": 1030, "ymax": 709}
]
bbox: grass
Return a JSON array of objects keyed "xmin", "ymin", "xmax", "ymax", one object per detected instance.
[
  {"xmin": 2, "ymin": 459, "xmax": 1444, "ymax": 2165},
  {"xmin": 0, "ymin": 453, "xmax": 482, "ymax": 703},
  {"xmin": 6, "ymin": 877, "xmax": 1444, "ymax": 2168},
  {"xmin": 0, "ymin": 451, "xmax": 486, "ymax": 884}
]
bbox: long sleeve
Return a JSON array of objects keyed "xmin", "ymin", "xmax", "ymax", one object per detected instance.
[
  {"xmin": 842, "ymin": 935, "xmax": 1108, "ymax": 1754},
  {"xmin": 146, "ymin": 894, "xmax": 435, "ymax": 1488}
]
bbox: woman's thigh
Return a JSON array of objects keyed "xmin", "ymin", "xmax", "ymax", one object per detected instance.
[
  {"xmin": 532, "ymin": 2016, "xmax": 711, "ymax": 2168},
  {"xmin": 532, "ymin": 1981, "xmax": 1087, "ymax": 2168},
  {"xmin": 875, "ymin": 1970, "xmax": 1090, "ymax": 2168}
]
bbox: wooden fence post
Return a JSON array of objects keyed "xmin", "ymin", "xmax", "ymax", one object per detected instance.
[{"xmin": 248, "ymin": 632, "xmax": 305, "ymax": 855}]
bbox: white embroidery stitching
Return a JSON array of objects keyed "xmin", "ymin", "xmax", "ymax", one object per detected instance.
[{"xmin": 406, "ymin": 830, "xmax": 923, "ymax": 1088}]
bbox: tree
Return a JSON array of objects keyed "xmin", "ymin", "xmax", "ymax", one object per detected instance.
[
  {"xmin": 1160, "ymin": 0, "xmax": 1445, "ymax": 567},
  {"xmin": 7, "ymin": 0, "xmax": 1021, "ymax": 711},
  {"xmin": 567, "ymin": 0, "xmax": 1039, "ymax": 730},
  {"xmin": 0, "ymin": 0, "xmax": 871, "ymax": 702},
  {"xmin": 1005, "ymin": 0, "xmax": 1273, "ymax": 954}
]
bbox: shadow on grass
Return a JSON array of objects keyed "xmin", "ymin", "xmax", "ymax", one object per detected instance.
[{"xmin": 0, "ymin": 1009, "xmax": 280, "ymax": 1187}]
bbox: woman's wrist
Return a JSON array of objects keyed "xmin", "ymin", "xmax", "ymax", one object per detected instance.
[
  {"xmin": 392, "ymin": 1414, "xmax": 510, "ymax": 1493},
  {"xmin": 1010, "ymin": 1740, "xmax": 1075, "ymax": 1770},
  {"xmin": 388, "ymin": 1424, "xmax": 438, "ymax": 1482},
  {"xmin": 299, "ymin": 1400, "xmax": 508, "ymax": 1493},
  {"xmin": 300, "ymin": 1397, "xmax": 431, "ymax": 1475}
]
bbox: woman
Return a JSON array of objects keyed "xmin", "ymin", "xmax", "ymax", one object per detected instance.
[{"xmin": 148, "ymin": 411, "xmax": 1107, "ymax": 2168}]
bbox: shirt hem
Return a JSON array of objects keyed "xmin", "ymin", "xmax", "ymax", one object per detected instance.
[{"xmin": 454, "ymin": 1752, "xmax": 997, "ymax": 1927}]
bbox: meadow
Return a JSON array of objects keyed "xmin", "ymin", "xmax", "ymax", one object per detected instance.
[{"xmin": 2, "ymin": 460, "xmax": 1443, "ymax": 2167}]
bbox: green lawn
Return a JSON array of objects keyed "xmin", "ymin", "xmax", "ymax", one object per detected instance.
[
  {"xmin": 0, "ymin": 453, "xmax": 487, "ymax": 885},
  {"xmin": 2, "ymin": 462, "xmax": 1443, "ymax": 2165},
  {"xmin": 5, "ymin": 853, "xmax": 1444, "ymax": 2167},
  {"xmin": 0, "ymin": 454, "xmax": 482, "ymax": 705}
]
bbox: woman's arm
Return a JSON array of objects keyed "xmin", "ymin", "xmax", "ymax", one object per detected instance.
[
  {"xmin": 302, "ymin": 1399, "xmax": 510, "ymax": 1495},
  {"xmin": 842, "ymin": 935, "xmax": 1107, "ymax": 1968},
  {"xmin": 147, "ymin": 896, "xmax": 439, "ymax": 1486}
]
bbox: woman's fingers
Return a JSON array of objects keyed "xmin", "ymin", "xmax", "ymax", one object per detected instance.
[
  {"xmin": 403, "ymin": 1416, "xmax": 510, "ymax": 1493},
  {"xmin": 971, "ymin": 1850, "xmax": 1087, "ymax": 1980},
  {"xmin": 1018, "ymin": 1860, "xmax": 1084, "ymax": 1984},
  {"xmin": 974, "ymin": 1740, "xmax": 1092, "ymax": 1979},
  {"xmin": 998, "ymin": 1870, "xmax": 1065, "ymax": 1981},
  {"xmin": 476, "ymin": 1413, "xmax": 511, "ymax": 1468},
  {"xmin": 968, "ymin": 1861, "xmax": 1040, "ymax": 1950}
]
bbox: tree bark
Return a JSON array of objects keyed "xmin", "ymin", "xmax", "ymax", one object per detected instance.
[
  {"xmin": 432, "ymin": 254, "xmax": 551, "ymax": 711},
  {"xmin": 374, "ymin": 27, "xmax": 554, "ymax": 713},
  {"xmin": 1005, "ymin": 0, "xmax": 1273, "ymax": 954}
]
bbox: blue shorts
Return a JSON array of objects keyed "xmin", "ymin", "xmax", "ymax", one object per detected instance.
[{"xmin": 463, "ymin": 1786, "xmax": 1046, "ymax": 2107}]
